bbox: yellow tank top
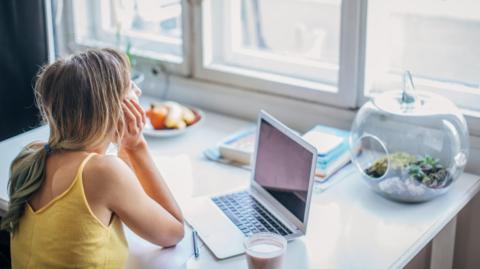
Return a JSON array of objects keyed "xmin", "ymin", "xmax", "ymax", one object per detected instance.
[{"xmin": 11, "ymin": 153, "xmax": 128, "ymax": 269}]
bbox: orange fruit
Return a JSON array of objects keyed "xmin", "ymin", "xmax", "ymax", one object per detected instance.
[{"xmin": 146, "ymin": 105, "xmax": 168, "ymax": 130}]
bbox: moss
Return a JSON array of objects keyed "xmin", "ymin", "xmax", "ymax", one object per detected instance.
[{"xmin": 365, "ymin": 153, "xmax": 451, "ymax": 188}]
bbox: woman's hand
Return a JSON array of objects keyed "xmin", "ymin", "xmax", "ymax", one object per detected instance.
[{"xmin": 120, "ymin": 99, "xmax": 147, "ymax": 151}]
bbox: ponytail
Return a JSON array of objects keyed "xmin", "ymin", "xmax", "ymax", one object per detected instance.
[{"xmin": 1, "ymin": 141, "xmax": 49, "ymax": 233}]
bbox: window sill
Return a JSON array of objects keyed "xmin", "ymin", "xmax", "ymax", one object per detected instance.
[
  {"xmin": 205, "ymin": 62, "xmax": 337, "ymax": 93},
  {"xmin": 140, "ymin": 71, "xmax": 480, "ymax": 150},
  {"xmin": 194, "ymin": 62, "xmax": 357, "ymax": 108}
]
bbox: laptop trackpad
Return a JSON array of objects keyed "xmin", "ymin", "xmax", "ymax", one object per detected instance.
[{"xmin": 185, "ymin": 198, "xmax": 245, "ymax": 259}]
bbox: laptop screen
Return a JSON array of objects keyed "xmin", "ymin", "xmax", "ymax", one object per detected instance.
[{"xmin": 254, "ymin": 118, "xmax": 313, "ymax": 222}]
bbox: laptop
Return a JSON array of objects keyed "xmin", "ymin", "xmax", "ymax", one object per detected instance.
[{"xmin": 185, "ymin": 111, "xmax": 318, "ymax": 259}]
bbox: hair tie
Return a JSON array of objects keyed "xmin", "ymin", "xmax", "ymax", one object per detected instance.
[{"xmin": 44, "ymin": 144, "xmax": 51, "ymax": 154}]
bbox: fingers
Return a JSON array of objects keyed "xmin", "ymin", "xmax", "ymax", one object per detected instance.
[
  {"xmin": 122, "ymin": 102, "xmax": 138, "ymax": 134},
  {"xmin": 125, "ymin": 99, "xmax": 143, "ymax": 131},
  {"xmin": 123, "ymin": 98, "xmax": 146, "ymax": 136},
  {"xmin": 130, "ymin": 99, "xmax": 146, "ymax": 127}
]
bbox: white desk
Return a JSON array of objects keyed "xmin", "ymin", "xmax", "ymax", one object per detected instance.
[
  {"xmin": 1, "ymin": 109, "xmax": 479, "ymax": 269},
  {"xmin": 0, "ymin": 126, "xmax": 50, "ymax": 210}
]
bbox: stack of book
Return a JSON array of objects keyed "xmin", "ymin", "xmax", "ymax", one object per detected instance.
[
  {"xmin": 302, "ymin": 125, "xmax": 358, "ymax": 182},
  {"xmin": 206, "ymin": 125, "xmax": 358, "ymax": 184}
]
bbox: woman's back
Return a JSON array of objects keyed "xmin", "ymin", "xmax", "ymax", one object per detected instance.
[{"xmin": 11, "ymin": 153, "xmax": 128, "ymax": 269}]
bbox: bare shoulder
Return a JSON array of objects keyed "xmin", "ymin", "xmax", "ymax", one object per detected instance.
[
  {"xmin": 83, "ymin": 154, "xmax": 137, "ymax": 193},
  {"xmin": 86, "ymin": 154, "xmax": 129, "ymax": 174}
]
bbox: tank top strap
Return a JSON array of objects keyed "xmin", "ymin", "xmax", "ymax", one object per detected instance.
[
  {"xmin": 68, "ymin": 152, "xmax": 109, "ymax": 229},
  {"xmin": 73, "ymin": 152, "xmax": 97, "ymax": 184}
]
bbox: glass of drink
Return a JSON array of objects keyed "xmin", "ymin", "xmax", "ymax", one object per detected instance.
[{"xmin": 244, "ymin": 232, "xmax": 287, "ymax": 269}]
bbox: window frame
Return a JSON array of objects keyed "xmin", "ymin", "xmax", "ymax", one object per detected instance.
[
  {"xmin": 70, "ymin": 0, "xmax": 192, "ymax": 76},
  {"xmin": 192, "ymin": 0, "xmax": 365, "ymax": 108},
  {"xmin": 217, "ymin": 0, "xmax": 340, "ymax": 86}
]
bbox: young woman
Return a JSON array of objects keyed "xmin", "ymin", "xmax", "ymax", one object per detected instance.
[{"xmin": 1, "ymin": 48, "xmax": 184, "ymax": 268}]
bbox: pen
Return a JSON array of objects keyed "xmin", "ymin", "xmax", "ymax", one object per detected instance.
[{"xmin": 192, "ymin": 229, "xmax": 199, "ymax": 258}]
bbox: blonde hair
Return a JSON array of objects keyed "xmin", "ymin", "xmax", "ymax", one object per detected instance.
[{"xmin": 1, "ymin": 48, "xmax": 131, "ymax": 233}]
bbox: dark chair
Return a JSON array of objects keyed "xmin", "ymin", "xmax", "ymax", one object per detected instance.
[{"xmin": 0, "ymin": 218, "xmax": 10, "ymax": 269}]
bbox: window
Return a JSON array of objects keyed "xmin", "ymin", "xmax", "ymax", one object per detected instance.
[
  {"xmin": 67, "ymin": 0, "xmax": 480, "ymax": 112},
  {"xmin": 195, "ymin": 0, "xmax": 361, "ymax": 107},
  {"xmin": 365, "ymin": 0, "xmax": 480, "ymax": 111},
  {"xmin": 73, "ymin": 0, "xmax": 186, "ymax": 72},
  {"xmin": 205, "ymin": 0, "xmax": 340, "ymax": 85}
]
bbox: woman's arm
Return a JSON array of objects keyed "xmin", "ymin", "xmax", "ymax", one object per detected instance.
[
  {"xmin": 119, "ymin": 99, "xmax": 184, "ymax": 223},
  {"xmin": 121, "ymin": 142, "xmax": 183, "ymax": 223},
  {"xmin": 88, "ymin": 155, "xmax": 184, "ymax": 247},
  {"xmin": 88, "ymin": 98, "xmax": 184, "ymax": 246}
]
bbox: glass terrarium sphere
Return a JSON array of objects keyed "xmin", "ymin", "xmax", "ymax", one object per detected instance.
[{"xmin": 349, "ymin": 80, "xmax": 469, "ymax": 202}]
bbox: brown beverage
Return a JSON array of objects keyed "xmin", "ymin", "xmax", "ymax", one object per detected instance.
[{"xmin": 244, "ymin": 233, "xmax": 287, "ymax": 269}]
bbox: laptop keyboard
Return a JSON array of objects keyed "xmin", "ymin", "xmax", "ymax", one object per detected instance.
[{"xmin": 212, "ymin": 191, "xmax": 292, "ymax": 237}]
